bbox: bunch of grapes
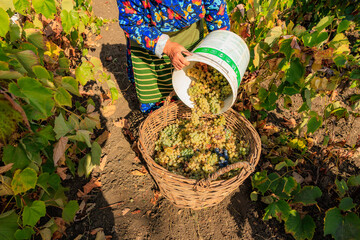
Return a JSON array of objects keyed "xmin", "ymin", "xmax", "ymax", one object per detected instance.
[
  {"xmin": 154, "ymin": 62, "xmax": 249, "ymax": 180},
  {"xmin": 187, "ymin": 62, "xmax": 232, "ymax": 115}
]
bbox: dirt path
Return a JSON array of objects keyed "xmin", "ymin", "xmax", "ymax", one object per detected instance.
[{"xmin": 64, "ymin": 1, "xmax": 288, "ymax": 239}]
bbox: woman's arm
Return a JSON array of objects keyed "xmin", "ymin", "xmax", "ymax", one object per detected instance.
[{"xmin": 203, "ymin": 0, "xmax": 230, "ymax": 31}]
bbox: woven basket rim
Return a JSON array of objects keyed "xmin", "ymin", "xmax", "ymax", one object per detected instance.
[{"xmin": 138, "ymin": 100, "xmax": 260, "ymax": 186}]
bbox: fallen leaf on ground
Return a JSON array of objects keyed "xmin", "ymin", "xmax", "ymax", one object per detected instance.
[
  {"xmin": 97, "ymin": 130, "xmax": 110, "ymax": 145},
  {"xmin": 87, "ymin": 104, "xmax": 95, "ymax": 113},
  {"xmin": 282, "ymin": 118, "xmax": 296, "ymax": 129},
  {"xmin": 262, "ymin": 124, "xmax": 279, "ymax": 136},
  {"xmin": 53, "ymin": 137, "xmax": 69, "ymax": 166},
  {"xmin": 131, "ymin": 166, "xmax": 148, "ymax": 176},
  {"xmin": 91, "ymin": 228, "xmax": 104, "ymax": 235},
  {"xmin": 95, "ymin": 230, "xmax": 106, "ymax": 240},
  {"xmin": 74, "ymin": 235, "xmax": 83, "ymax": 240},
  {"xmin": 131, "ymin": 209, "xmax": 141, "ymax": 214},
  {"xmin": 292, "ymin": 172, "xmax": 304, "ymax": 184},
  {"xmin": 113, "ymin": 118, "xmax": 130, "ymax": 129},
  {"xmin": 56, "ymin": 167, "xmax": 68, "ymax": 180},
  {"xmin": 122, "ymin": 208, "xmax": 130, "ymax": 216},
  {"xmin": 54, "ymin": 218, "xmax": 66, "ymax": 233},
  {"xmin": 0, "ymin": 163, "xmax": 13, "ymax": 174},
  {"xmin": 99, "ymin": 155, "xmax": 108, "ymax": 171},
  {"xmin": 95, "ymin": 35, "xmax": 103, "ymax": 41},
  {"xmin": 150, "ymin": 190, "xmax": 161, "ymax": 205},
  {"xmin": 106, "ymin": 236, "xmax": 112, "ymax": 240},
  {"xmin": 102, "ymin": 105, "xmax": 116, "ymax": 117},
  {"xmin": 77, "ymin": 178, "xmax": 102, "ymax": 197},
  {"xmin": 330, "ymin": 90, "xmax": 338, "ymax": 101}
]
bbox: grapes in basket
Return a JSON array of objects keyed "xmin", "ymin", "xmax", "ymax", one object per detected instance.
[{"xmin": 154, "ymin": 62, "xmax": 249, "ymax": 180}]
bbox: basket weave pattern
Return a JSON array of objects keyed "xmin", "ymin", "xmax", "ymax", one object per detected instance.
[{"xmin": 138, "ymin": 95, "xmax": 261, "ymax": 209}]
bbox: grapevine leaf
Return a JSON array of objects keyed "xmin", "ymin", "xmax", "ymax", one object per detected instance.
[
  {"xmin": 36, "ymin": 173, "xmax": 50, "ymax": 195},
  {"xmin": 307, "ymin": 116, "xmax": 322, "ymax": 134},
  {"xmin": 24, "ymin": 29, "xmax": 46, "ymax": 50},
  {"xmin": 14, "ymin": 50, "xmax": 39, "ymax": 76},
  {"xmin": 283, "ymin": 177, "xmax": 297, "ymax": 195},
  {"xmin": 252, "ymin": 171, "xmax": 270, "ymax": 194},
  {"xmin": 22, "ymin": 200, "xmax": 46, "ymax": 227},
  {"xmin": 275, "ymin": 161, "xmax": 287, "ymax": 170},
  {"xmin": 60, "ymin": 10, "xmax": 80, "ymax": 34},
  {"xmin": 75, "ymin": 61, "xmax": 93, "ymax": 85},
  {"xmin": 107, "ymin": 80, "xmax": 119, "ymax": 100},
  {"xmin": 333, "ymin": 55, "xmax": 346, "ymax": 67},
  {"xmin": 285, "ymin": 211, "xmax": 315, "ymax": 240},
  {"xmin": 0, "ymin": 210, "xmax": 19, "ymax": 240},
  {"xmin": 314, "ymin": 16, "xmax": 334, "ymax": 32},
  {"xmin": 261, "ymin": 195, "xmax": 274, "ymax": 204},
  {"xmin": 68, "ymin": 130, "xmax": 91, "ymax": 147},
  {"xmin": 279, "ymin": 38, "xmax": 294, "ymax": 60},
  {"xmin": 0, "ymin": 0, "xmax": 14, "ymax": 10},
  {"xmin": 62, "ymin": 200, "xmax": 79, "ymax": 223},
  {"xmin": 347, "ymin": 175, "xmax": 360, "ymax": 187},
  {"xmin": 11, "ymin": 168, "xmax": 37, "ymax": 195},
  {"xmin": 14, "ymin": 227, "xmax": 35, "ymax": 240},
  {"xmin": 9, "ymin": 77, "xmax": 54, "ymax": 119},
  {"xmin": 263, "ymin": 200, "xmax": 291, "ymax": 221},
  {"xmin": 0, "ymin": 71, "xmax": 23, "ymax": 79},
  {"xmin": 324, "ymin": 207, "xmax": 360, "ymax": 240},
  {"xmin": 13, "ymin": 0, "xmax": 30, "ymax": 15},
  {"xmin": 2, "ymin": 145, "xmax": 30, "ymax": 170},
  {"xmin": 250, "ymin": 191, "xmax": 258, "ymax": 201},
  {"xmin": 61, "ymin": 77, "xmax": 80, "ymax": 96},
  {"xmin": 264, "ymin": 26, "xmax": 282, "ymax": 47},
  {"xmin": 293, "ymin": 25, "xmax": 306, "ymax": 37},
  {"xmin": 335, "ymin": 179, "xmax": 348, "ymax": 197},
  {"xmin": 284, "ymin": 58, "xmax": 304, "ymax": 84},
  {"xmin": 293, "ymin": 186, "xmax": 322, "ymax": 205},
  {"xmin": 9, "ymin": 22, "xmax": 21, "ymax": 42},
  {"xmin": 32, "ymin": 0, "xmax": 56, "ymax": 19},
  {"xmin": 61, "ymin": 0, "xmax": 74, "ymax": 11},
  {"xmin": 32, "ymin": 66, "xmax": 51, "ymax": 80},
  {"xmin": 91, "ymin": 142, "xmax": 101, "ymax": 165},
  {"xmin": 53, "ymin": 113, "xmax": 72, "ymax": 139},
  {"xmin": 339, "ymin": 197, "xmax": 356, "ymax": 211},
  {"xmin": 350, "ymin": 69, "xmax": 360, "ymax": 80},
  {"xmin": 77, "ymin": 154, "xmax": 95, "ymax": 178},
  {"xmin": 48, "ymin": 173, "xmax": 61, "ymax": 190},
  {"xmin": 0, "ymin": 176, "xmax": 13, "ymax": 196},
  {"xmin": 0, "ymin": 8, "xmax": 9, "ymax": 38},
  {"xmin": 54, "ymin": 87, "xmax": 72, "ymax": 107},
  {"xmin": 337, "ymin": 20, "xmax": 350, "ymax": 33}
]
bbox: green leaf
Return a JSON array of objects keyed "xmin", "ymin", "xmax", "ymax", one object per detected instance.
[
  {"xmin": 314, "ymin": 16, "xmax": 334, "ymax": 32},
  {"xmin": 54, "ymin": 87, "xmax": 72, "ymax": 107},
  {"xmin": 36, "ymin": 173, "xmax": 50, "ymax": 195},
  {"xmin": 0, "ymin": 0, "xmax": 14, "ymax": 10},
  {"xmin": 0, "ymin": 8, "xmax": 9, "ymax": 38},
  {"xmin": 285, "ymin": 211, "xmax": 315, "ymax": 240},
  {"xmin": 284, "ymin": 58, "xmax": 304, "ymax": 84},
  {"xmin": 261, "ymin": 195, "xmax": 274, "ymax": 204},
  {"xmin": 2, "ymin": 145, "xmax": 30, "ymax": 170},
  {"xmin": 68, "ymin": 130, "xmax": 91, "ymax": 147},
  {"xmin": 250, "ymin": 191, "xmax": 258, "ymax": 201},
  {"xmin": 77, "ymin": 154, "xmax": 95, "ymax": 177},
  {"xmin": 11, "ymin": 168, "xmax": 37, "ymax": 195},
  {"xmin": 53, "ymin": 113, "xmax": 72, "ymax": 139},
  {"xmin": 350, "ymin": 69, "xmax": 360, "ymax": 80},
  {"xmin": 275, "ymin": 161, "xmax": 287, "ymax": 171},
  {"xmin": 264, "ymin": 26, "xmax": 282, "ymax": 47},
  {"xmin": 279, "ymin": 38, "xmax": 294, "ymax": 60},
  {"xmin": 303, "ymin": 31, "xmax": 328, "ymax": 47},
  {"xmin": 107, "ymin": 80, "xmax": 119, "ymax": 100},
  {"xmin": 324, "ymin": 207, "xmax": 360, "ymax": 240},
  {"xmin": 61, "ymin": 0, "xmax": 74, "ymax": 11},
  {"xmin": 32, "ymin": 0, "xmax": 56, "ymax": 19},
  {"xmin": 252, "ymin": 171, "xmax": 270, "ymax": 194},
  {"xmin": 263, "ymin": 200, "xmax": 291, "ymax": 221},
  {"xmin": 307, "ymin": 115, "xmax": 323, "ymax": 134},
  {"xmin": 335, "ymin": 179, "xmax": 348, "ymax": 197},
  {"xmin": 13, "ymin": 0, "xmax": 30, "ymax": 15},
  {"xmin": 62, "ymin": 200, "xmax": 79, "ymax": 223},
  {"xmin": 331, "ymin": 107, "xmax": 349, "ymax": 120},
  {"xmin": 9, "ymin": 22, "xmax": 22, "ymax": 42},
  {"xmin": 9, "ymin": 77, "xmax": 54, "ymax": 119},
  {"xmin": 339, "ymin": 197, "xmax": 356, "ymax": 211},
  {"xmin": 32, "ymin": 65, "xmax": 50, "ymax": 80},
  {"xmin": 293, "ymin": 186, "xmax": 322, "ymax": 205},
  {"xmin": 48, "ymin": 173, "xmax": 61, "ymax": 190},
  {"xmin": 0, "ymin": 210, "xmax": 19, "ymax": 240},
  {"xmin": 14, "ymin": 227, "xmax": 35, "ymax": 240},
  {"xmin": 14, "ymin": 50, "xmax": 39, "ymax": 76},
  {"xmin": 75, "ymin": 61, "xmax": 93, "ymax": 85},
  {"xmin": 60, "ymin": 10, "xmax": 80, "ymax": 34},
  {"xmin": 0, "ymin": 70, "xmax": 23, "ymax": 79},
  {"xmin": 22, "ymin": 200, "xmax": 46, "ymax": 227},
  {"xmin": 333, "ymin": 55, "xmax": 346, "ymax": 67},
  {"xmin": 337, "ymin": 20, "xmax": 350, "ymax": 33},
  {"xmin": 347, "ymin": 175, "xmax": 360, "ymax": 187},
  {"xmin": 91, "ymin": 142, "xmax": 101, "ymax": 165},
  {"xmin": 61, "ymin": 76, "xmax": 80, "ymax": 96},
  {"xmin": 24, "ymin": 29, "xmax": 45, "ymax": 50},
  {"xmin": 292, "ymin": 25, "xmax": 306, "ymax": 37},
  {"xmin": 283, "ymin": 177, "xmax": 297, "ymax": 194}
]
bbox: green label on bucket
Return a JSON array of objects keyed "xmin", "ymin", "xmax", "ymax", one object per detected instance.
[{"xmin": 193, "ymin": 47, "xmax": 241, "ymax": 86}]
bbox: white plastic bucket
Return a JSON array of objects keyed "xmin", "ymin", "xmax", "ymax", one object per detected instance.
[{"xmin": 172, "ymin": 30, "xmax": 250, "ymax": 114}]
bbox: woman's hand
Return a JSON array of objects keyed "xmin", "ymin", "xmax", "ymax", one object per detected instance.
[{"xmin": 163, "ymin": 40, "xmax": 191, "ymax": 70}]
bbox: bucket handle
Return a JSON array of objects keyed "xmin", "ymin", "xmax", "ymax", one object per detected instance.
[
  {"xmin": 182, "ymin": 51, "xmax": 229, "ymax": 75},
  {"xmin": 194, "ymin": 160, "xmax": 254, "ymax": 191}
]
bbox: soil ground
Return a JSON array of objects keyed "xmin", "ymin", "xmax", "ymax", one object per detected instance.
[{"xmin": 63, "ymin": 1, "xmax": 360, "ymax": 239}]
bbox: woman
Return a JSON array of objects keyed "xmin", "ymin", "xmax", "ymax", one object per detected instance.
[{"xmin": 117, "ymin": 0, "xmax": 230, "ymax": 113}]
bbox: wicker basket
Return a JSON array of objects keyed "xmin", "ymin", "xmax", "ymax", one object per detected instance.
[{"xmin": 138, "ymin": 92, "xmax": 261, "ymax": 210}]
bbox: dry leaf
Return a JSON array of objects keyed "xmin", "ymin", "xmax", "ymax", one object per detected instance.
[
  {"xmin": 131, "ymin": 166, "xmax": 148, "ymax": 176},
  {"xmin": 74, "ymin": 235, "xmax": 83, "ymax": 240},
  {"xmin": 102, "ymin": 105, "xmax": 116, "ymax": 117},
  {"xmin": 292, "ymin": 172, "xmax": 304, "ymax": 184},
  {"xmin": 236, "ymin": 4, "xmax": 245, "ymax": 17},
  {"xmin": 105, "ymin": 56, "xmax": 113, "ymax": 61},
  {"xmin": 330, "ymin": 90, "xmax": 338, "ymax": 102},
  {"xmin": 97, "ymin": 130, "xmax": 110, "ymax": 145},
  {"xmin": 113, "ymin": 118, "xmax": 129, "ymax": 129},
  {"xmin": 133, "ymin": 157, "xmax": 141, "ymax": 164},
  {"xmin": 99, "ymin": 155, "xmax": 108, "ymax": 171},
  {"xmin": 56, "ymin": 167, "xmax": 68, "ymax": 180},
  {"xmin": 87, "ymin": 104, "xmax": 95, "ymax": 113},
  {"xmin": 150, "ymin": 190, "xmax": 161, "ymax": 205},
  {"xmin": 131, "ymin": 209, "xmax": 141, "ymax": 214},
  {"xmin": 54, "ymin": 218, "xmax": 66, "ymax": 233},
  {"xmin": 291, "ymin": 38, "xmax": 301, "ymax": 50},
  {"xmin": 122, "ymin": 208, "xmax": 130, "ymax": 216},
  {"xmin": 53, "ymin": 137, "xmax": 69, "ymax": 166},
  {"xmin": 95, "ymin": 35, "xmax": 103, "ymax": 41},
  {"xmin": 106, "ymin": 236, "xmax": 112, "ymax": 240},
  {"xmin": 77, "ymin": 178, "xmax": 102, "ymax": 197},
  {"xmin": 91, "ymin": 228, "xmax": 104, "ymax": 235},
  {"xmin": 262, "ymin": 124, "xmax": 280, "ymax": 136},
  {"xmin": 282, "ymin": 118, "xmax": 296, "ymax": 129},
  {"xmin": 0, "ymin": 163, "xmax": 13, "ymax": 174},
  {"xmin": 95, "ymin": 230, "xmax": 106, "ymax": 240}
]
